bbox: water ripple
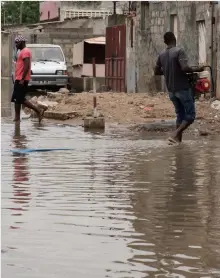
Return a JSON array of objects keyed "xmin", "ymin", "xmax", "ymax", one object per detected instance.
[{"xmin": 2, "ymin": 120, "xmax": 220, "ymax": 278}]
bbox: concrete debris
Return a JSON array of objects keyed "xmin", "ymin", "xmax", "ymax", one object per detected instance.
[
  {"xmin": 59, "ymin": 88, "xmax": 69, "ymax": 94},
  {"xmin": 84, "ymin": 116, "xmax": 105, "ymax": 130},
  {"xmin": 20, "ymin": 92, "xmax": 219, "ymax": 135},
  {"xmin": 47, "ymin": 92, "xmax": 63, "ymax": 99},
  {"xmin": 30, "ymin": 96, "xmax": 38, "ymax": 104},
  {"xmin": 211, "ymin": 100, "xmax": 220, "ymax": 110},
  {"xmin": 199, "ymin": 130, "xmax": 209, "ymax": 136},
  {"xmin": 44, "ymin": 111, "xmax": 81, "ymax": 121}
]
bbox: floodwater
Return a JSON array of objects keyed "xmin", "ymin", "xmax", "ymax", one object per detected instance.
[{"xmin": 2, "ymin": 118, "xmax": 220, "ymax": 278}]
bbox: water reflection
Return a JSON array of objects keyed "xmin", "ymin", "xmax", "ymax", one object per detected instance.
[
  {"xmin": 10, "ymin": 124, "xmax": 31, "ymax": 229},
  {"xmin": 127, "ymin": 145, "xmax": 220, "ymax": 277},
  {"xmin": 1, "ymin": 120, "xmax": 220, "ymax": 278}
]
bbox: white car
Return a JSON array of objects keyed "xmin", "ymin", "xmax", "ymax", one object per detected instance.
[{"xmin": 13, "ymin": 44, "xmax": 68, "ymax": 91}]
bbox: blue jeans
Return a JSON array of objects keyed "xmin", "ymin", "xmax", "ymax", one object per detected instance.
[{"xmin": 169, "ymin": 89, "xmax": 195, "ymax": 125}]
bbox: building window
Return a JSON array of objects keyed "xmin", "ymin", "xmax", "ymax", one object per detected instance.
[
  {"xmin": 197, "ymin": 20, "xmax": 206, "ymax": 65},
  {"xmin": 170, "ymin": 14, "xmax": 178, "ymax": 41},
  {"xmin": 141, "ymin": 1, "xmax": 149, "ymax": 31}
]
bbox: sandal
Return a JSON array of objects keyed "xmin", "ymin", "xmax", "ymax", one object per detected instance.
[{"xmin": 168, "ymin": 137, "xmax": 180, "ymax": 145}]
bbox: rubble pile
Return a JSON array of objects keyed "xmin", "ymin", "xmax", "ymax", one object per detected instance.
[{"xmin": 24, "ymin": 90, "xmax": 220, "ymax": 135}]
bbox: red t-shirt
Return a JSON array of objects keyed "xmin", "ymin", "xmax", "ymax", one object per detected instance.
[{"xmin": 15, "ymin": 48, "xmax": 32, "ymax": 81}]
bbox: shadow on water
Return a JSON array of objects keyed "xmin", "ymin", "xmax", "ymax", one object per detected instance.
[{"xmin": 1, "ymin": 119, "xmax": 220, "ymax": 278}]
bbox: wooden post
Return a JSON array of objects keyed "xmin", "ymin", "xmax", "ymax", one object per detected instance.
[
  {"xmin": 92, "ymin": 57, "xmax": 97, "ymax": 117},
  {"xmin": 92, "ymin": 57, "xmax": 96, "ymax": 94}
]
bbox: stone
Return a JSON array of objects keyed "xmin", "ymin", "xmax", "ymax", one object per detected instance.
[
  {"xmin": 44, "ymin": 111, "xmax": 81, "ymax": 121},
  {"xmin": 199, "ymin": 130, "xmax": 209, "ymax": 136},
  {"xmin": 211, "ymin": 100, "xmax": 220, "ymax": 110},
  {"xmin": 59, "ymin": 88, "xmax": 70, "ymax": 94},
  {"xmin": 85, "ymin": 110, "xmax": 94, "ymax": 117},
  {"xmin": 40, "ymin": 100, "xmax": 58, "ymax": 109},
  {"xmin": 37, "ymin": 95, "xmax": 46, "ymax": 102},
  {"xmin": 30, "ymin": 96, "xmax": 38, "ymax": 104},
  {"xmin": 47, "ymin": 92, "xmax": 63, "ymax": 99},
  {"xmin": 84, "ymin": 116, "xmax": 105, "ymax": 130},
  {"xmin": 37, "ymin": 101, "xmax": 49, "ymax": 110}
]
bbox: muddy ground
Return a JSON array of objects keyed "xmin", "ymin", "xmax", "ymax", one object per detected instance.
[{"xmin": 26, "ymin": 92, "xmax": 220, "ymax": 136}]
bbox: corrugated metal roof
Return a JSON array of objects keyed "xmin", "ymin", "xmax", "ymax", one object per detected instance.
[{"xmin": 84, "ymin": 36, "xmax": 106, "ymax": 45}]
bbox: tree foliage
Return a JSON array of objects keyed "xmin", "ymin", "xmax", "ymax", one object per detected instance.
[{"xmin": 1, "ymin": 1, "xmax": 40, "ymax": 25}]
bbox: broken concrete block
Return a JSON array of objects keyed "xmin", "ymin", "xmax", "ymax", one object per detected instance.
[
  {"xmin": 199, "ymin": 130, "xmax": 209, "ymax": 136},
  {"xmin": 30, "ymin": 96, "xmax": 38, "ymax": 104},
  {"xmin": 47, "ymin": 92, "xmax": 63, "ymax": 99},
  {"xmin": 37, "ymin": 95, "xmax": 46, "ymax": 102},
  {"xmin": 44, "ymin": 111, "xmax": 81, "ymax": 120},
  {"xmin": 211, "ymin": 100, "xmax": 220, "ymax": 110},
  {"xmin": 84, "ymin": 116, "xmax": 105, "ymax": 130},
  {"xmin": 37, "ymin": 101, "xmax": 49, "ymax": 110},
  {"xmin": 59, "ymin": 88, "xmax": 69, "ymax": 94},
  {"xmin": 44, "ymin": 111, "xmax": 69, "ymax": 120}
]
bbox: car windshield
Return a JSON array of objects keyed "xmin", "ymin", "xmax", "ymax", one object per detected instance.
[{"xmin": 28, "ymin": 47, "xmax": 64, "ymax": 62}]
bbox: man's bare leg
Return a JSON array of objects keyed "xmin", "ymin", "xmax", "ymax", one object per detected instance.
[
  {"xmin": 23, "ymin": 100, "xmax": 46, "ymax": 123},
  {"xmin": 169, "ymin": 120, "xmax": 191, "ymax": 143},
  {"xmin": 13, "ymin": 104, "xmax": 21, "ymax": 122},
  {"xmin": 176, "ymin": 124, "xmax": 182, "ymax": 142}
]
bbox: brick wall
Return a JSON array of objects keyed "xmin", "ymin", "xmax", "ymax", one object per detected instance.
[{"xmin": 135, "ymin": 1, "xmax": 216, "ymax": 93}]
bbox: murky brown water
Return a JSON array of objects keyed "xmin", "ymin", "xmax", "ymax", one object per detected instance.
[{"xmin": 2, "ymin": 118, "xmax": 220, "ymax": 278}]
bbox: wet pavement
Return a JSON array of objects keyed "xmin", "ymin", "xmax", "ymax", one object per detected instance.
[{"xmin": 2, "ymin": 118, "xmax": 220, "ymax": 278}]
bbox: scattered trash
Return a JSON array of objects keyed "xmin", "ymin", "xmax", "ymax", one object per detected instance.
[{"xmin": 144, "ymin": 107, "xmax": 153, "ymax": 111}]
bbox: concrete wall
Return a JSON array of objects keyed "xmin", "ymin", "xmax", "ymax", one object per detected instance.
[
  {"xmin": 135, "ymin": 1, "xmax": 215, "ymax": 93},
  {"xmin": 3, "ymin": 17, "xmax": 107, "ymax": 36},
  {"xmin": 39, "ymin": 1, "xmax": 126, "ymax": 22},
  {"xmin": 1, "ymin": 32, "xmax": 12, "ymax": 117},
  {"xmin": 5, "ymin": 18, "xmax": 106, "ymax": 77},
  {"xmin": 42, "ymin": 18, "xmax": 106, "ymax": 36},
  {"xmin": 31, "ymin": 31, "xmax": 101, "ymax": 74},
  {"xmin": 216, "ymin": 4, "xmax": 220, "ymax": 100},
  {"xmin": 107, "ymin": 14, "xmax": 126, "ymax": 27},
  {"xmin": 71, "ymin": 77, "xmax": 105, "ymax": 92},
  {"xmin": 126, "ymin": 17, "xmax": 137, "ymax": 93},
  {"xmin": 59, "ymin": 1, "xmax": 125, "ymax": 21}
]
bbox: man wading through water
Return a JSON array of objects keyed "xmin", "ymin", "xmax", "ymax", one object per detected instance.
[
  {"xmin": 11, "ymin": 35, "xmax": 47, "ymax": 123},
  {"xmin": 154, "ymin": 32, "xmax": 204, "ymax": 144}
]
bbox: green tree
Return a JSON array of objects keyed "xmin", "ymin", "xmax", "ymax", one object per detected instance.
[{"xmin": 1, "ymin": 1, "xmax": 40, "ymax": 25}]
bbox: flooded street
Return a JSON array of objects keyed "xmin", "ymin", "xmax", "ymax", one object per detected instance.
[{"xmin": 2, "ymin": 118, "xmax": 220, "ymax": 278}]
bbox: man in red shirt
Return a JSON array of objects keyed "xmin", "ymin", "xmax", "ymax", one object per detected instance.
[{"xmin": 11, "ymin": 35, "xmax": 46, "ymax": 123}]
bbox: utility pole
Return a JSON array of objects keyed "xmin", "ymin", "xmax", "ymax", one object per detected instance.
[{"xmin": 113, "ymin": 1, "xmax": 117, "ymax": 15}]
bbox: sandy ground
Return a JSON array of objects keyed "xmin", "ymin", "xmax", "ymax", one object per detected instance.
[{"xmin": 28, "ymin": 92, "xmax": 220, "ymax": 135}]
